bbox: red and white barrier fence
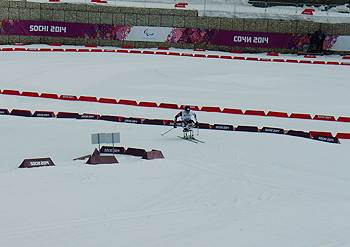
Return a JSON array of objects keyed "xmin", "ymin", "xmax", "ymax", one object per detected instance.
[
  {"xmin": 2, "ymin": 44, "xmax": 349, "ymax": 66},
  {"xmin": 1, "ymin": 88, "xmax": 350, "ymax": 125}
]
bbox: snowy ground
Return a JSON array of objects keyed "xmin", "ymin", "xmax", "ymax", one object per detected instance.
[
  {"xmin": 27, "ymin": 0, "xmax": 350, "ymax": 23},
  {"xmin": 0, "ymin": 46, "xmax": 350, "ymax": 246}
]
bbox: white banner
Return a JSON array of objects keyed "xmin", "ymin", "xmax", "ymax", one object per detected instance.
[
  {"xmin": 125, "ymin": 26, "xmax": 174, "ymax": 42},
  {"xmin": 330, "ymin": 36, "xmax": 350, "ymax": 51}
]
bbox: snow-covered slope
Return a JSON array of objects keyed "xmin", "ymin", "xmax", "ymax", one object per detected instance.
[{"xmin": 0, "ymin": 47, "xmax": 349, "ymax": 246}]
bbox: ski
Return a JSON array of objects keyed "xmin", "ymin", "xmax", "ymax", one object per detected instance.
[
  {"xmin": 177, "ymin": 136, "xmax": 205, "ymax": 143},
  {"xmin": 191, "ymin": 137, "xmax": 205, "ymax": 143}
]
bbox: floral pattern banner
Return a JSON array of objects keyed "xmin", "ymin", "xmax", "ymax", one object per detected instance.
[
  {"xmin": 80, "ymin": 24, "xmax": 131, "ymax": 40},
  {"xmin": 283, "ymin": 33, "xmax": 338, "ymax": 50},
  {"xmin": 0, "ymin": 20, "xmax": 19, "ymax": 35},
  {"xmin": 0, "ymin": 19, "xmax": 346, "ymax": 51},
  {"xmin": 166, "ymin": 28, "xmax": 220, "ymax": 44}
]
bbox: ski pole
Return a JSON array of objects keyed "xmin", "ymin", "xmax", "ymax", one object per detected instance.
[{"xmin": 161, "ymin": 127, "xmax": 175, "ymax": 136}]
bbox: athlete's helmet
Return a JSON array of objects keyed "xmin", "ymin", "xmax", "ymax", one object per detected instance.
[{"xmin": 185, "ymin": 106, "xmax": 191, "ymax": 111}]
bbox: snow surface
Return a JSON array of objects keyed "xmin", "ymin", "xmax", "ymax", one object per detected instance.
[
  {"xmin": 27, "ymin": 0, "xmax": 350, "ymax": 23},
  {"xmin": 0, "ymin": 46, "xmax": 350, "ymax": 246}
]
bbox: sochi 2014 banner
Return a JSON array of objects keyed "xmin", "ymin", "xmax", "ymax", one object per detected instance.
[
  {"xmin": 0, "ymin": 19, "xmax": 348, "ymax": 51},
  {"xmin": 0, "ymin": 20, "xmax": 133, "ymax": 40}
]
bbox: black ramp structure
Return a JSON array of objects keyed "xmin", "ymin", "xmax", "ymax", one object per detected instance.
[
  {"xmin": 125, "ymin": 148, "xmax": 147, "ymax": 157},
  {"xmin": 19, "ymin": 158, "xmax": 55, "ymax": 168},
  {"xmin": 142, "ymin": 150, "xmax": 165, "ymax": 160},
  {"xmin": 86, "ymin": 156, "xmax": 118, "ymax": 165}
]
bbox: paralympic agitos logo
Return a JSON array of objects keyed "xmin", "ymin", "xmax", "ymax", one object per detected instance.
[{"xmin": 144, "ymin": 28, "xmax": 154, "ymax": 37}]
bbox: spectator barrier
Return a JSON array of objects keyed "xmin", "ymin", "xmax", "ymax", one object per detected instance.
[
  {"xmin": 118, "ymin": 99, "xmax": 138, "ymax": 106},
  {"xmin": 143, "ymin": 119, "xmax": 165, "ymax": 125},
  {"xmin": 314, "ymin": 61, "xmax": 326, "ymax": 64},
  {"xmin": 99, "ymin": 115, "xmax": 121, "ymax": 122},
  {"xmin": 181, "ymin": 53, "xmax": 193, "ymax": 57},
  {"xmin": 0, "ymin": 109, "xmax": 9, "ymax": 114},
  {"xmin": 79, "ymin": 96, "xmax": 98, "ymax": 102},
  {"xmin": 222, "ymin": 108, "xmax": 243, "ymax": 114},
  {"xmin": 212, "ymin": 124, "xmax": 234, "ymax": 131},
  {"xmin": 11, "ymin": 109, "xmax": 32, "ymax": 117},
  {"xmin": 337, "ymin": 117, "xmax": 350, "ymax": 123},
  {"xmin": 33, "ymin": 111, "xmax": 56, "ymax": 117},
  {"xmin": 313, "ymin": 115, "xmax": 336, "ymax": 121},
  {"xmin": 299, "ymin": 60, "xmax": 312, "ymax": 64},
  {"xmin": 1, "ymin": 45, "xmax": 346, "ymax": 66},
  {"xmin": 77, "ymin": 113, "xmax": 100, "ymax": 119},
  {"xmin": 159, "ymin": 103, "xmax": 179, "ymax": 109},
  {"xmin": 235, "ymin": 125, "xmax": 259, "ymax": 132},
  {"xmin": 220, "ymin": 55, "xmax": 233, "ymax": 59},
  {"xmin": 309, "ymin": 131, "xmax": 333, "ymax": 138},
  {"xmin": 40, "ymin": 93, "xmax": 59, "ymax": 99},
  {"xmin": 286, "ymin": 130, "xmax": 311, "ymax": 138},
  {"xmin": 194, "ymin": 54, "xmax": 206, "ymax": 58},
  {"xmin": 246, "ymin": 57, "xmax": 259, "ymax": 61},
  {"xmin": 122, "ymin": 117, "xmax": 142, "ymax": 124},
  {"xmin": 201, "ymin": 106, "xmax": 221, "ymax": 112},
  {"xmin": 156, "ymin": 51, "xmax": 168, "ymax": 55},
  {"xmin": 273, "ymin": 59, "xmax": 286, "ymax": 62},
  {"xmin": 130, "ymin": 50, "xmax": 142, "ymax": 54},
  {"xmin": 14, "ymin": 47, "xmax": 26, "ymax": 51},
  {"xmin": 99, "ymin": 98, "xmax": 118, "ymax": 104},
  {"xmin": 1, "ymin": 88, "xmax": 348, "ymax": 125},
  {"xmin": 139, "ymin": 101, "xmax": 158, "ymax": 107},
  {"xmin": 21, "ymin": 91, "xmax": 40, "ymax": 97},
  {"xmin": 336, "ymin": 133, "xmax": 350, "ymax": 139},
  {"xmin": 259, "ymin": 58, "xmax": 271, "ymax": 62},
  {"xmin": 198, "ymin": 123, "xmax": 211, "ymax": 129},
  {"xmin": 313, "ymin": 135, "xmax": 340, "ymax": 144},
  {"xmin": 180, "ymin": 105, "xmax": 200, "ymax": 111},
  {"xmin": 260, "ymin": 127, "xmax": 284, "ymax": 134},
  {"xmin": 244, "ymin": 110, "xmax": 266, "ymax": 116},
  {"xmin": 290, "ymin": 113, "xmax": 313, "ymax": 120},
  {"xmin": 60, "ymin": 95, "xmax": 78, "ymax": 100},
  {"xmin": 57, "ymin": 112, "xmax": 80, "ymax": 118},
  {"xmin": 2, "ymin": 89, "xmax": 21, "ymax": 95},
  {"xmin": 0, "ymin": 107, "xmax": 346, "ymax": 143},
  {"xmin": 267, "ymin": 111, "xmax": 289, "ymax": 118}
]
